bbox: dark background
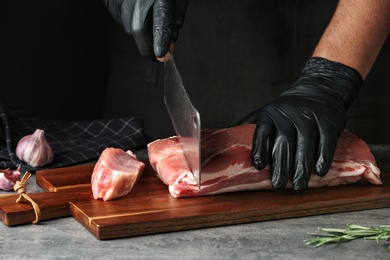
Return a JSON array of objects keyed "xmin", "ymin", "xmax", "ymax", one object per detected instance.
[{"xmin": 1, "ymin": 0, "xmax": 389, "ymax": 144}]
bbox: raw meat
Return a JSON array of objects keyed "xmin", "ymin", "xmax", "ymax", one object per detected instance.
[
  {"xmin": 0, "ymin": 168, "xmax": 21, "ymax": 191},
  {"xmin": 91, "ymin": 147, "xmax": 145, "ymax": 201},
  {"xmin": 147, "ymin": 124, "xmax": 381, "ymax": 197}
]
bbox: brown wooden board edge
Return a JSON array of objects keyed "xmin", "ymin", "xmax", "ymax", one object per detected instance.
[
  {"xmin": 36, "ymin": 164, "xmax": 95, "ymax": 192},
  {"xmin": 0, "ymin": 189, "xmax": 92, "ymax": 226},
  {"xmin": 70, "ymin": 191, "xmax": 390, "ymax": 240},
  {"xmin": 30, "ymin": 164, "xmax": 390, "ymax": 240},
  {"xmin": 0, "ymin": 164, "xmax": 96, "ymax": 226}
]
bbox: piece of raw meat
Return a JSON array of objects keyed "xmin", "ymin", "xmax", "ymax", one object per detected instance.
[
  {"xmin": 147, "ymin": 124, "xmax": 381, "ymax": 197},
  {"xmin": 91, "ymin": 147, "xmax": 145, "ymax": 201},
  {"xmin": 0, "ymin": 168, "xmax": 21, "ymax": 191}
]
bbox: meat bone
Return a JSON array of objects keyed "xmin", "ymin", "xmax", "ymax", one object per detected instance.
[{"xmin": 0, "ymin": 164, "xmax": 93, "ymax": 226}]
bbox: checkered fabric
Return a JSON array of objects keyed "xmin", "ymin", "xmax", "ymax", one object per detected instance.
[{"xmin": 0, "ymin": 102, "xmax": 150, "ymax": 173}]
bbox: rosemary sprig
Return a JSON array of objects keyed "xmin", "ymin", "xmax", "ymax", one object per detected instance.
[{"xmin": 304, "ymin": 224, "xmax": 390, "ymax": 249}]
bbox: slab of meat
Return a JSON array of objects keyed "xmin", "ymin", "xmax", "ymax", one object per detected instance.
[
  {"xmin": 91, "ymin": 147, "xmax": 145, "ymax": 201},
  {"xmin": 148, "ymin": 124, "xmax": 381, "ymax": 197}
]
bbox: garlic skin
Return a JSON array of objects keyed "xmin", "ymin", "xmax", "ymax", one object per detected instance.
[
  {"xmin": 0, "ymin": 168, "xmax": 21, "ymax": 191},
  {"xmin": 16, "ymin": 129, "xmax": 54, "ymax": 168}
]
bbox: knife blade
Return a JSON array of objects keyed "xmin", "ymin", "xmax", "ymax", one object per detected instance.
[{"xmin": 164, "ymin": 56, "xmax": 201, "ymax": 188}]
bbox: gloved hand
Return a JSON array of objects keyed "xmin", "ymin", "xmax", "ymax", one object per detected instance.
[
  {"xmin": 104, "ymin": 0, "xmax": 189, "ymax": 61},
  {"xmin": 237, "ymin": 57, "xmax": 363, "ymax": 192}
]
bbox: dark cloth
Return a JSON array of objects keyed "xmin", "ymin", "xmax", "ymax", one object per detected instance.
[{"xmin": 0, "ymin": 102, "xmax": 149, "ymax": 173}]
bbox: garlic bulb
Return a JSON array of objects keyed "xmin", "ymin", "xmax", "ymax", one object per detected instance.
[{"xmin": 16, "ymin": 129, "xmax": 54, "ymax": 168}]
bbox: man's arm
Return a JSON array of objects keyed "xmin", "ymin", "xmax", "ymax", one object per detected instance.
[
  {"xmin": 237, "ymin": 0, "xmax": 390, "ymax": 191},
  {"xmin": 313, "ymin": 0, "xmax": 390, "ymax": 79}
]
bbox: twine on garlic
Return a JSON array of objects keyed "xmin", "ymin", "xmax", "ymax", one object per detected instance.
[{"xmin": 13, "ymin": 171, "xmax": 41, "ymax": 224}]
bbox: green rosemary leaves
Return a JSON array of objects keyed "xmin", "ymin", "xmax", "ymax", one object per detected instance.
[{"xmin": 304, "ymin": 224, "xmax": 390, "ymax": 249}]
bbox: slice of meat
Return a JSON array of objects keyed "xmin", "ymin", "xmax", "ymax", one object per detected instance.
[
  {"xmin": 91, "ymin": 147, "xmax": 145, "ymax": 201},
  {"xmin": 148, "ymin": 136, "xmax": 196, "ymax": 187},
  {"xmin": 147, "ymin": 124, "xmax": 381, "ymax": 197}
]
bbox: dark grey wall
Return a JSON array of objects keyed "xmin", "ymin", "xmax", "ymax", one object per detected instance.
[
  {"xmin": 2, "ymin": 1, "xmax": 389, "ymax": 144},
  {"xmin": 0, "ymin": 1, "xmax": 110, "ymax": 120},
  {"xmin": 104, "ymin": 0, "xmax": 340, "ymax": 139},
  {"xmin": 104, "ymin": 0, "xmax": 390, "ymax": 144}
]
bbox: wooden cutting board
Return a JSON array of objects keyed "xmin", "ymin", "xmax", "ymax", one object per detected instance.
[
  {"xmin": 0, "ymin": 165, "xmax": 93, "ymax": 226},
  {"xmin": 47, "ymin": 163, "xmax": 390, "ymax": 239},
  {"xmin": 2, "ymin": 162, "xmax": 390, "ymax": 240}
]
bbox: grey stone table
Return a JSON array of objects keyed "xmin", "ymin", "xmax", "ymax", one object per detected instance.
[{"xmin": 1, "ymin": 146, "xmax": 390, "ymax": 260}]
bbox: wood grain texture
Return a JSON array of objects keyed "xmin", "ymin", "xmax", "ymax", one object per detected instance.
[
  {"xmin": 2, "ymin": 162, "xmax": 390, "ymax": 239},
  {"xmin": 0, "ymin": 165, "xmax": 93, "ymax": 226},
  {"xmin": 65, "ymin": 163, "xmax": 390, "ymax": 240},
  {"xmin": 36, "ymin": 164, "xmax": 93, "ymax": 192},
  {"xmin": 0, "ymin": 189, "xmax": 91, "ymax": 226}
]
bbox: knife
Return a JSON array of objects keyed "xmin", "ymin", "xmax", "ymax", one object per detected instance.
[{"xmin": 164, "ymin": 55, "xmax": 201, "ymax": 188}]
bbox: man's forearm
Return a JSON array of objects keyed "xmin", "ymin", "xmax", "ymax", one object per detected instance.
[{"xmin": 312, "ymin": 0, "xmax": 390, "ymax": 79}]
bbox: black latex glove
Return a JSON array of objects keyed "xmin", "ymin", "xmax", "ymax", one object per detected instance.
[
  {"xmin": 237, "ymin": 57, "xmax": 363, "ymax": 192},
  {"xmin": 104, "ymin": 0, "xmax": 188, "ymax": 61}
]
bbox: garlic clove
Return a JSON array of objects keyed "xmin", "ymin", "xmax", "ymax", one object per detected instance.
[
  {"xmin": 0, "ymin": 168, "xmax": 21, "ymax": 191},
  {"xmin": 16, "ymin": 129, "xmax": 54, "ymax": 168}
]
